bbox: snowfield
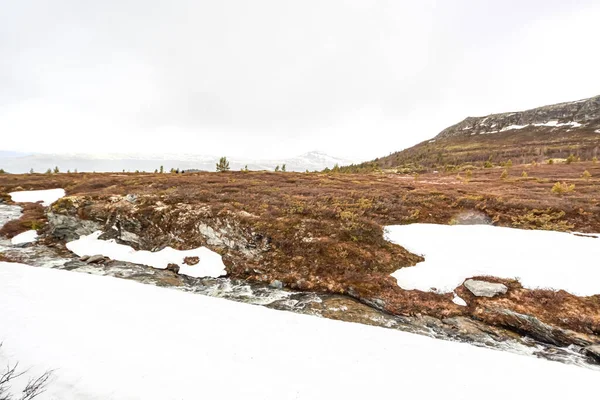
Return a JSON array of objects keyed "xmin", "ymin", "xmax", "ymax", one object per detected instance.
[
  {"xmin": 0, "ymin": 262, "xmax": 597, "ymax": 400},
  {"xmin": 8, "ymin": 188, "xmax": 65, "ymax": 206},
  {"xmin": 386, "ymin": 224, "xmax": 600, "ymax": 296},
  {"xmin": 66, "ymin": 231, "xmax": 227, "ymax": 278}
]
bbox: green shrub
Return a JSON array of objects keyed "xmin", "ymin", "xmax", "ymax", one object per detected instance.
[
  {"xmin": 582, "ymin": 170, "xmax": 592, "ymax": 180},
  {"xmin": 566, "ymin": 154, "xmax": 576, "ymax": 164}
]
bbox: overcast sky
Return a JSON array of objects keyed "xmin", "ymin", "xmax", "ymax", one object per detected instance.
[{"xmin": 2, "ymin": 0, "xmax": 600, "ymax": 161}]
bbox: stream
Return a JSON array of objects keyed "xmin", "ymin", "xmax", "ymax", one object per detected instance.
[{"xmin": 0, "ymin": 203, "xmax": 598, "ymax": 371}]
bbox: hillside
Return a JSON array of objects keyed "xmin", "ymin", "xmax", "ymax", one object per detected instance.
[{"xmin": 372, "ymin": 95, "xmax": 600, "ymax": 170}]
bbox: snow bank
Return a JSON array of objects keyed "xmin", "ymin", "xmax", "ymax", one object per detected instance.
[
  {"xmin": 385, "ymin": 224, "xmax": 600, "ymax": 296},
  {"xmin": 9, "ymin": 188, "xmax": 65, "ymax": 206},
  {"xmin": 10, "ymin": 230, "xmax": 38, "ymax": 245},
  {"xmin": 66, "ymin": 231, "xmax": 226, "ymax": 278},
  {"xmin": 0, "ymin": 262, "xmax": 596, "ymax": 400}
]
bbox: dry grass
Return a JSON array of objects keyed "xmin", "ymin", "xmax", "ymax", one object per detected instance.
[{"xmin": 1, "ymin": 163, "xmax": 600, "ymax": 338}]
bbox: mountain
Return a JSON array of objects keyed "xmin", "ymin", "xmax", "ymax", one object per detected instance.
[
  {"xmin": 0, "ymin": 151, "xmax": 353, "ymax": 174},
  {"xmin": 373, "ymin": 95, "xmax": 600, "ymax": 169}
]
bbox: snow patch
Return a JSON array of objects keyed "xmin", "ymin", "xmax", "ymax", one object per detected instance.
[
  {"xmin": 66, "ymin": 231, "xmax": 226, "ymax": 278},
  {"xmin": 500, "ymin": 124, "xmax": 529, "ymax": 132},
  {"xmin": 385, "ymin": 224, "xmax": 600, "ymax": 296},
  {"xmin": 0, "ymin": 262, "xmax": 597, "ymax": 399},
  {"xmin": 533, "ymin": 121, "xmax": 582, "ymax": 128},
  {"xmin": 11, "ymin": 230, "xmax": 38, "ymax": 245},
  {"xmin": 452, "ymin": 293, "xmax": 467, "ymax": 307},
  {"xmin": 9, "ymin": 189, "xmax": 65, "ymax": 207}
]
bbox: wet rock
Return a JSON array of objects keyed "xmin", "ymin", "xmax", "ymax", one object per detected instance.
[
  {"xmin": 583, "ymin": 345, "xmax": 600, "ymax": 363},
  {"xmin": 183, "ymin": 256, "xmax": 199, "ymax": 266},
  {"xmin": 486, "ymin": 307, "xmax": 593, "ymax": 347},
  {"xmin": 47, "ymin": 213, "xmax": 102, "ymax": 242},
  {"xmin": 269, "ymin": 280, "xmax": 283, "ymax": 290},
  {"xmin": 166, "ymin": 263, "xmax": 180, "ymax": 274},
  {"xmin": 87, "ymin": 254, "xmax": 109, "ymax": 264},
  {"xmin": 464, "ymin": 279, "xmax": 508, "ymax": 298}
]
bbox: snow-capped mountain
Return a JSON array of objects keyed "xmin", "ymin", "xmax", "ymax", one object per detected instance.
[{"xmin": 0, "ymin": 151, "xmax": 354, "ymax": 173}]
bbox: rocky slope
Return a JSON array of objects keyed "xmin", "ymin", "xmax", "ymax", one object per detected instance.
[{"xmin": 372, "ymin": 95, "xmax": 600, "ymax": 169}]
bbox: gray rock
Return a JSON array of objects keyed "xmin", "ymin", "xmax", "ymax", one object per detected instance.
[
  {"xmin": 80, "ymin": 255, "xmax": 90, "ymax": 262},
  {"xmin": 47, "ymin": 213, "xmax": 102, "ymax": 242},
  {"xmin": 464, "ymin": 279, "xmax": 508, "ymax": 298},
  {"xmin": 166, "ymin": 263, "xmax": 180, "ymax": 274},
  {"xmin": 87, "ymin": 254, "xmax": 108, "ymax": 264},
  {"xmin": 125, "ymin": 194, "xmax": 137, "ymax": 203},
  {"xmin": 584, "ymin": 345, "xmax": 600, "ymax": 363},
  {"xmin": 269, "ymin": 280, "xmax": 283, "ymax": 290}
]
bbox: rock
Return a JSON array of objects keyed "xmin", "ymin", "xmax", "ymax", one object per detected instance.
[
  {"xmin": 183, "ymin": 256, "xmax": 199, "ymax": 266},
  {"xmin": 47, "ymin": 213, "xmax": 102, "ymax": 242},
  {"xmin": 80, "ymin": 255, "xmax": 90, "ymax": 262},
  {"xmin": 166, "ymin": 263, "xmax": 180, "ymax": 274},
  {"xmin": 485, "ymin": 307, "xmax": 593, "ymax": 347},
  {"xmin": 125, "ymin": 194, "xmax": 137, "ymax": 203},
  {"xmin": 87, "ymin": 254, "xmax": 108, "ymax": 264},
  {"xmin": 464, "ymin": 279, "xmax": 508, "ymax": 298},
  {"xmin": 269, "ymin": 280, "xmax": 283, "ymax": 290},
  {"xmin": 584, "ymin": 345, "xmax": 600, "ymax": 363}
]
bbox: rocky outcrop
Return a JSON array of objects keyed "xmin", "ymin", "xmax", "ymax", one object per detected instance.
[
  {"xmin": 436, "ymin": 95, "xmax": 600, "ymax": 139},
  {"xmin": 464, "ymin": 279, "xmax": 508, "ymax": 298},
  {"xmin": 584, "ymin": 345, "xmax": 600, "ymax": 363},
  {"xmin": 484, "ymin": 307, "xmax": 593, "ymax": 348},
  {"xmin": 47, "ymin": 213, "xmax": 102, "ymax": 242}
]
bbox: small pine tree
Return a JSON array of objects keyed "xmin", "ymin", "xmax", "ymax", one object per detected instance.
[
  {"xmin": 551, "ymin": 181, "xmax": 575, "ymax": 194},
  {"xmin": 281, "ymin": 164, "xmax": 286, "ymax": 172},
  {"xmin": 521, "ymin": 171, "xmax": 528, "ymax": 178},
  {"xmin": 45, "ymin": 168, "xmax": 52, "ymax": 174},
  {"xmin": 67, "ymin": 169, "xmax": 71, "ymax": 174},
  {"xmin": 244, "ymin": 165, "xmax": 249, "ymax": 172},
  {"xmin": 53, "ymin": 166, "xmax": 60, "ymax": 173},
  {"xmin": 160, "ymin": 165, "xmax": 164, "ymax": 173},
  {"xmin": 154, "ymin": 169, "xmax": 158, "ymax": 173},
  {"xmin": 582, "ymin": 170, "xmax": 592, "ymax": 180},
  {"xmin": 274, "ymin": 165, "xmax": 280, "ymax": 172},
  {"xmin": 593, "ymin": 157, "xmax": 598, "ymax": 164},
  {"xmin": 0, "ymin": 168, "xmax": 5, "ymax": 174},
  {"xmin": 483, "ymin": 160, "xmax": 493, "ymax": 168},
  {"xmin": 506, "ymin": 160, "xmax": 513, "ymax": 168},
  {"xmin": 501, "ymin": 169, "xmax": 509, "ymax": 179},
  {"xmin": 566, "ymin": 154, "xmax": 576, "ymax": 164},
  {"xmin": 216, "ymin": 157, "xmax": 230, "ymax": 172}
]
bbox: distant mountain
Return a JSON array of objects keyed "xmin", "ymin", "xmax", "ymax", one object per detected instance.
[
  {"xmin": 371, "ymin": 95, "xmax": 600, "ymax": 169},
  {"xmin": 0, "ymin": 151, "xmax": 353, "ymax": 174}
]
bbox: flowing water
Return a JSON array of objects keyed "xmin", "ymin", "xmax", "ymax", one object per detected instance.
[{"xmin": 0, "ymin": 204, "xmax": 597, "ymax": 370}]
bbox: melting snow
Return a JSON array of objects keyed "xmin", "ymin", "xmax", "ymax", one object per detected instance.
[
  {"xmin": 0, "ymin": 262, "xmax": 597, "ymax": 400},
  {"xmin": 500, "ymin": 124, "xmax": 528, "ymax": 132},
  {"xmin": 66, "ymin": 231, "xmax": 226, "ymax": 278},
  {"xmin": 533, "ymin": 121, "xmax": 582, "ymax": 128},
  {"xmin": 385, "ymin": 224, "xmax": 600, "ymax": 296},
  {"xmin": 10, "ymin": 230, "xmax": 38, "ymax": 245},
  {"xmin": 9, "ymin": 189, "xmax": 65, "ymax": 207},
  {"xmin": 452, "ymin": 293, "xmax": 467, "ymax": 306}
]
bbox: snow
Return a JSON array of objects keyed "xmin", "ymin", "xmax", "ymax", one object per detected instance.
[
  {"xmin": 66, "ymin": 231, "xmax": 226, "ymax": 278},
  {"xmin": 0, "ymin": 261, "xmax": 597, "ymax": 400},
  {"xmin": 500, "ymin": 124, "xmax": 529, "ymax": 132},
  {"xmin": 9, "ymin": 188, "xmax": 65, "ymax": 206},
  {"xmin": 10, "ymin": 230, "xmax": 38, "ymax": 245},
  {"xmin": 533, "ymin": 121, "xmax": 582, "ymax": 128},
  {"xmin": 452, "ymin": 293, "xmax": 467, "ymax": 306},
  {"xmin": 385, "ymin": 224, "xmax": 600, "ymax": 296}
]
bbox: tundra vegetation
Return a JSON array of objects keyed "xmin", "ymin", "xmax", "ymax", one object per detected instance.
[{"xmin": 1, "ymin": 160, "xmax": 600, "ymax": 344}]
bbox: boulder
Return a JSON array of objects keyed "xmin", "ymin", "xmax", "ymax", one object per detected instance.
[
  {"xmin": 166, "ymin": 263, "xmax": 180, "ymax": 274},
  {"xmin": 125, "ymin": 194, "xmax": 137, "ymax": 203},
  {"xmin": 464, "ymin": 279, "xmax": 508, "ymax": 298},
  {"xmin": 87, "ymin": 254, "xmax": 108, "ymax": 264},
  {"xmin": 80, "ymin": 255, "xmax": 90, "ymax": 262},
  {"xmin": 269, "ymin": 280, "xmax": 283, "ymax": 290},
  {"xmin": 584, "ymin": 345, "xmax": 600, "ymax": 363}
]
